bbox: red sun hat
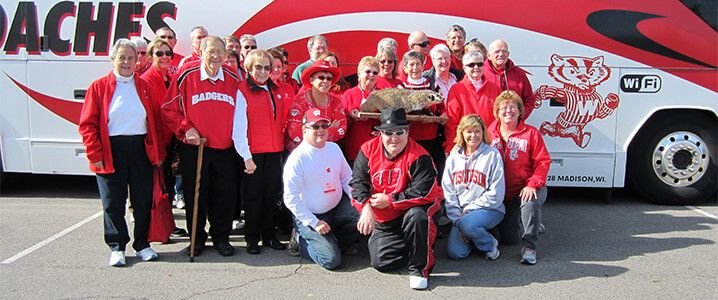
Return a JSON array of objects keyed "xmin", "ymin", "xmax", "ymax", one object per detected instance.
[{"xmin": 300, "ymin": 60, "xmax": 342, "ymax": 87}]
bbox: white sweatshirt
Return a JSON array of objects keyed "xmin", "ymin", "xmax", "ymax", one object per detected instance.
[
  {"xmin": 442, "ymin": 142, "xmax": 506, "ymax": 224},
  {"xmin": 283, "ymin": 141, "xmax": 353, "ymax": 228}
]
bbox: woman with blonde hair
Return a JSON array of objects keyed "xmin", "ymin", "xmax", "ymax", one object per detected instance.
[{"xmin": 442, "ymin": 114, "xmax": 505, "ymax": 260}]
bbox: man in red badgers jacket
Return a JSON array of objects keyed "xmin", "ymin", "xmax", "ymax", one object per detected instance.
[
  {"xmin": 350, "ymin": 107, "xmax": 443, "ymax": 290},
  {"xmin": 162, "ymin": 36, "xmax": 255, "ymax": 257}
]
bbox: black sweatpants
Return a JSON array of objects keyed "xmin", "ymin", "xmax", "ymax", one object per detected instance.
[
  {"xmin": 368, "ymin": 203, "xmax": 439, "ymax": 278},
  {"xmin": 96, "ymin": 135, "xmax": 153, "ymax": 252},
  {"xmin": 242, "ymin": 151, "xmax": 283, "ymax": 244},
  {"xmin": 179, "ymin": 143, "xmax": 237, "ymax": 245}
]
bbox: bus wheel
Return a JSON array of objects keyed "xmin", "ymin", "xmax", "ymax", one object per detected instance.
[{"xmin": 629, "ymin": 113, "xmax": 717, "ymax": 205}]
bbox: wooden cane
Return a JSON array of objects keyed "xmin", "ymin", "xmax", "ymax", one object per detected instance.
[{"xmin": 189, "ymin": 138, "xmax": 207, "ymax": 262}]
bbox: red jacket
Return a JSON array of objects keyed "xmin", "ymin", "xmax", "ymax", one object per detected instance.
[
  {"xmin": 375, "ymin": 77, "xmax": 402, "ymax": 89},
  {"xmin": 240, "ymin": 77, "xmax": 293, "ymax": 154},
  {"xmin": 140, "ymin": 66, "xmax": 172, "ymax": 153},
  {"xmin": 341, "ymin": 86, "xmax": 379, "ymax": 161},
  {"xmin": 161, "ymin": 65, "xmax": 241, "ymax": 150},
  {"xmin": 351, "ymin": 137, "xmax": 443, "ymax": 223},
  {"xmin": 488, "ymin": 120, "xmax": 551, "ymax": 200},
  {"xmin": 286, "ymin": 90, "xmax": 347, "ymax": 151},
  {"xmin": 79, "ymin": 72, "xmax": 161, "ymax": 174},
  {"xmin": 444, "ymin": 77, "xmax": 502, "ymax": 152},
  {"xmin": 482, "ymin": 58, "xmax": 536, "ymax": 118},
  {"xmin": 168, "ymin": 53, "xmax": 184, "ymax": 76}
]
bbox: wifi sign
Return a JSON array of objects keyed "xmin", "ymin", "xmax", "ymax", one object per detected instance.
[{"xmin": 620, "ymin": 75, "xmax": 661, "ymax": 93}]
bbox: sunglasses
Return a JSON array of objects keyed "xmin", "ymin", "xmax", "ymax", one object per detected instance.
[
  {"xmin": 158, "ymin": 35, "xmax": 175, "ymax": 40},
  {"xmin": 382, "ymin": 129, "xmax": 406, "ymax": 136},
  {"xmin": 310, "ymin": 123, "xmax": 330, "ymax": 130},
  {"xmin": 315, "ymin": 75, "xmax": 333, "ymax": 81},
  {"xmin": 465, "ymin": 62, "xmax": 483, "ymax": 68},
  {"xmin": 412, "ymin": 41, "xmax": 431, "ymax": 48},
  {"xmin": 253, "ymin": 64, "xmax": 271, "ymax": 72},
  {"xmin": 138, "ymin": 51, "xmax": 147, "ymax": 55},
  {"xmin": 364, "ymin": 70, "xmax": 379, "ymax": 76},
  {"xmin": 243, "ymin": 45, "xmax": 258, "ymax": 50},
  {"xmin": 154, "ymin": 50, "xmax": 173, "ymax": 57},
  {"xmin": 379, "ymin": 59, "xmax": 395, "ymax": 65}
]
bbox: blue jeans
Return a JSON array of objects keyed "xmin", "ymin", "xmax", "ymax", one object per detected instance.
[
  {"xmin": 447, "ymin": 208, "xmax": 504, "ymax": 260},
  {"xmin": 294, "ymin": 194, "xmax": 359, "ymax": 270}
]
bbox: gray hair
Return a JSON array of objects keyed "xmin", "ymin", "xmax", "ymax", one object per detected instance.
[
  {"xmin": 488, "ymin": 39, "xmax": 509, "ymax": 52},
  {"xmin": 239, "ymin": 34, "xmax": 256, "ymax": 44},
  {"xmin": 109, "ymin": 38, "xmax": 136, "ymax": 61},
  {"xmin": 191, "ymin": 26, "xmax": 208, "ymax": 36},
  {"xmin": 200, "ymin": 35, "xmax": 225, "ymax": 52},
  {"xmin": 446, "ymin": 24, "xmax": 466, "ymax": 39},
  {"xmin": 429, "ymin": 44, "xmax": 451, "ymax": 60},
  {"xmin": 307, "ymin": 35, "xmax": 328, "ymax": 49},
  {"xmin": 402, "ymin": 50, "xmax": 424, "ymax": 67},
  {"xmin": 462, "ymin": 50, "xmax": 484, "ymax": 65},
  {"xmin": 377, "ymin": 37, "xmax": 398, "ymax": 53},
  {"xmin": 130, "ymin": 36, "xmax": 147, "ymax": 49}
]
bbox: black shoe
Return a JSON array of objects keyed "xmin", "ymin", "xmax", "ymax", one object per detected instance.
[
  {"xmin": 214, "ymin": 242, "xmax": 235, "ymax": 256},
  {"xmin": 247, "ymin": 242, "xmax": 261, "ymax": 254},
  {"xmin": 183, "ymin": 243, "xmax": 204, "ymax": 256},
  {"xmin": 287, "ymin": 229, "xmax": 300, "ymax": 257},
  {"xmin": 263, "ymin": 239, "xmax": 287, "ymax": 250},
  {"xmin": 171, "ymin": 227, "xmax": 188, "ymax": 237}
]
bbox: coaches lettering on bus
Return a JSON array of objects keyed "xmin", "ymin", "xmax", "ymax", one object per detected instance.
[
  {"xmin": 482, "ymin": 40, "xmax": 536, "ymax": 118},
  {"xmin": 162, "ymin": 35, "xmax": 254, "ymax": 257}
]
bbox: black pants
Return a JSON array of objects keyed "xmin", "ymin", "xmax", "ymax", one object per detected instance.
[
  {"xmin": 96, "ymin": 135, "xmax": 153, "ymax": 252},
  {"xmin": 179, "ymin": 143, "xmax": 237, "ymax": 245},
  {"xmin": 368, "ymin": 203, "xmax": 440, "ymax": 278},
  {"xmin": 242, "ymin": 151, "xmax": 283, "ymax": 244},
  {"xmin": 234, "ymin": 154, "xmax": 245, "ymax": 220}
]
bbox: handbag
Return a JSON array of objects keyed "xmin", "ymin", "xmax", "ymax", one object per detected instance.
[{"xmin": 147, "ymin": 166, "xmax": 176, "ymax": 243}]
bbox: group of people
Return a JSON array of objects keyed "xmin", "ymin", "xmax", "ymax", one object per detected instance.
[{"xmin": 78, "ymin": 23, "xmax": 550, "ymax": 290}]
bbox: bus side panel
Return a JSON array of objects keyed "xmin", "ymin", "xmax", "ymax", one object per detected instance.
[
  {"xmin": 0, "ymin": 61, "xmax": 32, "ymax": 173},
  {"xmin": 26, "ymin": 61, "xmax": 108, "ymax": 175}
]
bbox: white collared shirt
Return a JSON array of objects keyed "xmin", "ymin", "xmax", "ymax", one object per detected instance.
[{"xmin": 200, "ymin": 62, "xmax": 225, "ymax": 82}]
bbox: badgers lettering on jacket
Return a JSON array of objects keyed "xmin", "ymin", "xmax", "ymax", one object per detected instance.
[{"xmin": 191, "ymin": 92, "xmax": 235, "ymax": 106}]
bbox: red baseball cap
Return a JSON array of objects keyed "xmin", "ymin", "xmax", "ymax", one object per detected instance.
[{"xmin": 302, "ymin": 108, "xmax": 330, "ymax": 125}]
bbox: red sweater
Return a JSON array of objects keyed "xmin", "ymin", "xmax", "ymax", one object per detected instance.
[
  {"xmin": 341, "ymin": 86, "xmax": 379, "ymax": 161},
  {"xmin": 375, "ymin": 77, "xmax": 402, "ymax": 89},
  {"xmin": 399, "ymin": 78, "xmax": 442, "ymax": 141},
  {"xmin": 482, "ymin": 58, "xmax": 536, "ymax": 119},
  {"xmin": 240, "ymin": 77, "xmax": 293, "ymax": 154},
  {"xmin": 488, "ymin": 120, "xmax": 551, "ymax": 200},
  {"xmin": 351, "ymin": 137, "xmax": 443, "ymax": 222},
  {"xmin": 444, "ymin": 77, "xmax": 502, "ymax": 152},
  {"xmin": 140, "ymin": 66, "xmax": 172, "ymax": 152},
  {"xmin": 79, "ymin": 72, "xmax": 161, "ymax": 174},
  {"xmin": 161, "ymin": 65, "xmax": 241, "ymax": 150},
  {"xmin": 286, "ymin": 90, "xmax": 347, "ymax": 151}
]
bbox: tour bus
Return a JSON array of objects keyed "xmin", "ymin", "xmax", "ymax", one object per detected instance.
[{"xmin": 0, "ymin": 1, "xmax": 715, "ymax": 205}]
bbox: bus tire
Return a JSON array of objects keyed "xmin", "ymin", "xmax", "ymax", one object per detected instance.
[{"xmin": 629, "ymin": 113, "xmax": 717, "ymax": 205}]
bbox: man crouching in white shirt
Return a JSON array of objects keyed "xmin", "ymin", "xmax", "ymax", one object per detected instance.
[{"xmin": 283, "ymin": 108, "xmax": 360, "ymax": 270}]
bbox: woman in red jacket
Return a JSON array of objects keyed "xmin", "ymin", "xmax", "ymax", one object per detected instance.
[
  {"xmin": 236, "ymin": 49, "xmax": 293, "ymax": 254},
  {"xmin": 78, "ymin": 39, "xmax": 162, "ymax": 267},
  {"xmin": 286, "ymin": 60, "xmax": 347, "ymax": 151},
  {"xmin": 374, "ymin": 47, "xmax": 401, "ymax": 89},
  {"xmin": 341, "ymin": 56, "xmax": 380, "ymax": 164},
  {"xmin": 487, "ymin": 90, "xmax": 551, "ymax": 265}
]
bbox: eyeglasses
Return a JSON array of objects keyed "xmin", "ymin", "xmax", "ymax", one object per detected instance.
[
  {"xmin": 315, "ymin": 75, "xmax": 333, "ymax": 82},
  {"xmin": 158, "ymin": 35, "xmax": 175, "ymax": 40},
  {"xmin": 364, "ymin": 70, "xmax": 379, "ymax": 76},
  {"xmin": 465, "ymin": 37, "xmax": 480, "ymax": 46},
  {"xmin": 154, "ymin": 50, "xmax": 173, "ymax": 57},
  {"xmin": 253, "ymin": 64, "xmax": 271, "ymax": 72},
  {"xmin": 412, "ymin": 41, "xmax": 430, "ymax": 48},
  {"xmin": 243, "ymin": 45, "xmax": 258, "ymax": 50},
  {"xmin": 379, "ymin": 59, "xmax": 395, "ymax": 65},
  {"xmin": 465, "ymin": 62, "xmax": 483, "ymax": 68},
  {"xmin": 310, "ymin": 123, "xmax": 330, "ymax": 130},
  {"xmin": 499, "ymin": 105, "xmax": 519, "ymax": 112},
  {"xmin": 382, "ymin": 129, "xmax": 406, "ymax": 136}
]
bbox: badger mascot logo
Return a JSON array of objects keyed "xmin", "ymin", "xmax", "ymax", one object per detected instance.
[{"xmin": 534, "ymin": 54, "xmax": 620, "ymax": 148}]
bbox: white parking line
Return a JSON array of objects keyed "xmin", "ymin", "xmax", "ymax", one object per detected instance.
[
  {"xmin": 685, "ymin": 205, "xmax": 718, "ymax": 221},
  {"xmin": 1, "ymin": 210, "xmax": 102, "ymax": 264}
]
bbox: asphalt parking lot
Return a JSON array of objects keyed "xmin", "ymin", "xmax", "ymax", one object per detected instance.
[{"xmin": 1, "ymin": 174, "xmax": 716, "ymax": 299}]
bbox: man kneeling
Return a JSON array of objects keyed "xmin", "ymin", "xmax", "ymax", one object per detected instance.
[{"xmin": 283, "ymin": 108, "xmax": 359, "ymax": 270}]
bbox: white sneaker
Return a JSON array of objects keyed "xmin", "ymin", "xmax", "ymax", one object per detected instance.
[
  {"xmin": 485, "ymin": 238, "xmax": 500, "ymax": 260},
  {"xmin": 109, "ymin": 251, "xmax": 126, "ymax": 267},
  {"xmin": 409, "ymin": 275, "xmax": 428, "ymax": 290},
  {"xmin": 232, "ymin": 220, "xmax": 245, "ymax": 230},
  {"xmin": 136, "ymin": 247, "xmax": 158, "ymax": 261},
  {"xmin": 174, "ymin": 194, "xmax": 185, "ymax": 209},
  {"xmin": 521, "ymin": 247, "xmax": 537, "ymax": 265}
]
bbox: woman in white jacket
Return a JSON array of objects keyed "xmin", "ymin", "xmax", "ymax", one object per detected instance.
[{"xmin": 442, "ymin": 114, "xmax": 506, "ymax": 260}]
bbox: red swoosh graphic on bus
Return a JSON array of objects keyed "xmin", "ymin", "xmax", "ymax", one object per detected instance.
[
  {"xmin": 6, "ymin": 74, "xmax": 82, "ymax": 125},
  {"xmin": 236, "ymin": 0, "xmax": 717, "ymax": 92}
]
